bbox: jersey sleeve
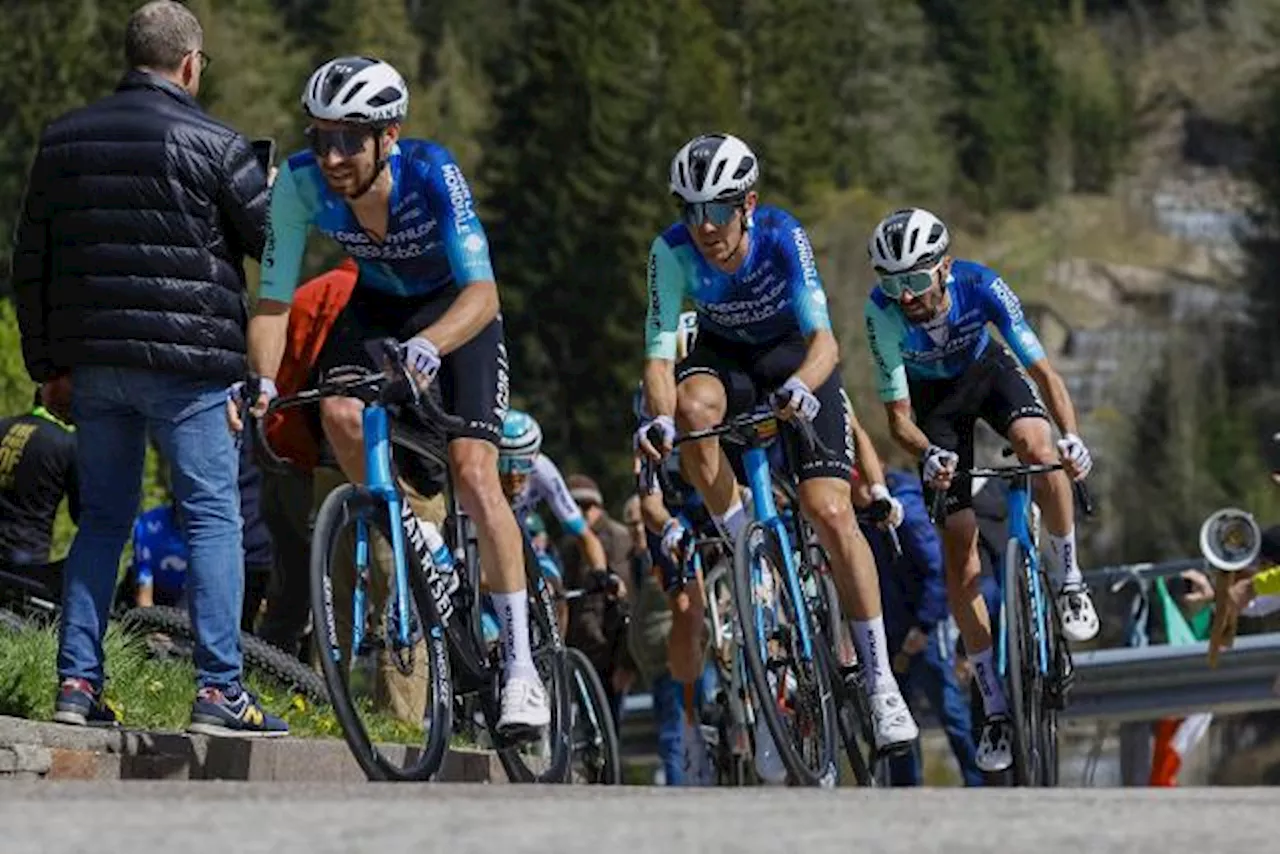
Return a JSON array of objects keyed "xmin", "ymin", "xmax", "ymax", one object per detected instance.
[
  {"xmin": 421, "ymin": 146, "xmax": 495, "ymax": 286},
  {"xmin": 132, "ymin": 518, "xmax": 153, "ymax": 586},
  {"xmin": 257, "ymin": 160, "xmax": 312, "ymax": 304},
  {"xmin": 644, "ymin": 236, "xmax": 686, "ymax": 360},
  {"xmin": 533, "ymin": 455, "xmax": 587, "ymax": 536},
  {"xmin": 979, "ymin": 272, "xmax": 1046, "ymax": 368},
  {"xmin": 778, "ymin": 219, "xmax": 832, "ymax": 336},
  {"xmin": 864, "ymin": 297, "xmax": 909, "ymax": 402}
]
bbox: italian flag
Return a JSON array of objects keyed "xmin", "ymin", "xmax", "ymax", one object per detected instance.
[{"xmin": 1148, "ymin": 576, "xmax": 1213, "ymax": 787}]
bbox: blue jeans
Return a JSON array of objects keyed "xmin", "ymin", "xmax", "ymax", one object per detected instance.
[
  {"xmin": 59, "ymin": 367, "xmax": 244, "ymax": 690},
  {"xmin": 887, "ymin": 628, "xmax": 984, "ymax": 787}
]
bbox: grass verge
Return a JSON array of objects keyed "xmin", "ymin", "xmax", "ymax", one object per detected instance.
[{"xmin": 0, "ymin": 622, "xmax": 432, "ymax": 745}]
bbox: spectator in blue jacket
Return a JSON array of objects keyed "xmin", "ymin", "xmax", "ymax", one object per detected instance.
[{"xmin": 859, "ymin": 468, "xmax": 983, "ymax": 787}]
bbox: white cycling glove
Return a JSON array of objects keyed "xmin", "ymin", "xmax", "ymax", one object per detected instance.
[
  {"xmin": 400, "ymin": 336, "xmax": 441, "ymax": 384},
  {"xmin": 1057, "ymin": 433, "xmax": 1092, "ymax": 480},
  {"xmin": 660, "ymin": 517, "xmax": 687, "ymax": 563},
  {"xmin": 226, "ymin": 376, "xmax": 278, "ymax": 405},
  {"xmin": 921, "ymin": 445, "xmax": 958, "ymax": 487},
  {"xmin": 635, "ymin": 414, "xmax": 676, "ymax": 457},
  {"xmin": 870, "ymin": 483, "xmax": 905, "ymax": 529},
  {"xmin": 773, "ymin": 376, "xmax": 821, "ymax": 422}
]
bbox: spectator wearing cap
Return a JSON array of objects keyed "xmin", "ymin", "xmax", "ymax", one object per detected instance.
[{"xmin": 561, "ymin": 474, "xmax": 636, "ymax": 724}]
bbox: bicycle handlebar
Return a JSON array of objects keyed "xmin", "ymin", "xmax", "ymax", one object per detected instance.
[
  {"xmin": 243, "ymin": 338, "xmax": 468, "ymax": 473},
  {"xmin": 926, "ymin": 459, "xmax": 1094, "ymax": 525}
]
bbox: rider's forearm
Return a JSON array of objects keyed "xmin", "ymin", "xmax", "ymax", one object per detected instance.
[
  {"xmin": 1030, "ymin": 360, "xmax": 1079, "ymax": 437},
  {"xmin": 247, "ymin": 301, "xmax": 291, "ymax": 380},
  {"xmin": 643, "ymin": 358, "xmax": 677, "ymax": 420},
  {"xmin": 851, "ymin": 415, "xmax": 886, "ymax": 488},
  {"xmin": 580, "ymin": 527, "xmax": 609, "ymax": 572},
  {"xmin": 639, "ymin": 488, "xmax": 672, "ymax": 535},
  {"xmin": 793, "ymin": 328, "xmax": 838, "ymax": 391},
  {"xmin": 886, "ymin": 400, "xmax": 931, "ymax": 458},
  {"xmin": 416, "ymin": 281, "xmax": 500, "ymax": 355}
]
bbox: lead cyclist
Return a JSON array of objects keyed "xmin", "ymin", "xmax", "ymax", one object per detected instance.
[
  {"xmin": 863, "ymin": 207, "xmax": 1100, "ymax": 772},
  {"xmin": 636, "ymin": 134, "xmax": 919, "ymax": 784},
  {"xmin": 228, "ymin": 56, "xmax": 547, "ymax": 738}
]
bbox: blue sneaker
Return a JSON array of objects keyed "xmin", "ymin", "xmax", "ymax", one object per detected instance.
[
  {"xmin": 188, "ymin": 686, "xmax": 288, "ymax": 738},
  {"xmin": 52, "ymin": 678, "xmax": 121, "ymax": 727}
]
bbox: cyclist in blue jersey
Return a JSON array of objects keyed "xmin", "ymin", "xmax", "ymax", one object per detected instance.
[
  {"xmin": 636, "ymin": 134, "xmax": 919, "ymax": 777},
  {"xmin": 864, "ymin": 207, "xmax": 1100, "ymax": 773},
  {"xmin": 230, "ymin": 56, "xmax": 544, "ymax": 738}
]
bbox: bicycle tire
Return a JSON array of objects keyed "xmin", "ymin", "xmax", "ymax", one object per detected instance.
[
  {"xmin": 310, "ymin": 484, "xmax": 453, "ymax": 782},
  {"xmin": 0, "ymin": 607, "xmax": 28, "ymax": 634},
  {"xmin": 1003, "ymin": 538, "xmax": 1035, "ymax": 786},
  {"xmin": 565, "ymin": 647, "xmax": 621, "ymax": 785},
  {"xmin": 119, "ymin": 605, "xmax": 329, "ymax": 703},
  {"xmin": 493, "ymin": 531, "xmax": 572, "ymax": 784},
  {"xmin": 1037, "ymin": 563, "xmax": 1062, "ymax": 787},
  {"xmin": 703, "ymin": 562, "xmax": 756, "ymax": 786},
  {"xmin": 733, "ymin": 519, "xmax": 838, "ymax": 787}
]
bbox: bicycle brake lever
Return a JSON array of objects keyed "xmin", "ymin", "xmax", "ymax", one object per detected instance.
[{"xmin": 1073, "ymin": 480, "xmax": 1095, "ymax": 518}]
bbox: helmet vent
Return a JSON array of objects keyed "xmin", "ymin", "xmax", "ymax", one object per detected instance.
[
  {"xmin": 340, "ymin": 80, "xmax": 368, "ymax": 105},
  {"xmin": 368, "ymin": 87, "xmax": 402, "ymax": 108},
  {"xmin": 733, "ymin": 157, "xmax": 755, "ymax": 180}
]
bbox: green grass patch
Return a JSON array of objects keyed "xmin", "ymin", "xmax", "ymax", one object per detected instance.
[{"xmin": 0, "ymin": 623, "xmax": 433, "ymax": 744}]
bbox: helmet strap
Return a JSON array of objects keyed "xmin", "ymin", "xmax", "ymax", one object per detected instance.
[{"xmin": 347, "ymin": 130, "xmax": 389, "ymax": 200}]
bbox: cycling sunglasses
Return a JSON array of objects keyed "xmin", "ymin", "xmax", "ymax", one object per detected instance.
[
  {"xmin": 305, "ymin": 126, "xmax": 373, "ymax": 159},
  {"xmin": 879, "ymin": 261, "xmax": 943, "ymax": 299},
  {"xmin": 498, "ymin": 456, "xmax": 535, "ymax": 476},
  {"xmin": 681, "ymin": 199, "xmax": 742, "ymax": 229}
]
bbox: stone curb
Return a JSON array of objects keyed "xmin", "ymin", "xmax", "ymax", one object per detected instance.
[{"xmin": 0, "ymin": 715, "xmax": 507, "ymax": 783}]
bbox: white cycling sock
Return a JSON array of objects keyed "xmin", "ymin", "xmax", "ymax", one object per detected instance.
[
  {"xmin": 851, "ymin": 616, "xmax": 897, "ymax": 695},
  {"xmin": 493, "ymin": 591, "xmax": 538, "ymax": 682},
  {"xmin": 714, "ymin": 498, "xmax": 748, "ymax": 543},
  {"xmin": 1047, "ymin": 528, "xmax": 1083, "ymax": 588},
  {"xmin": 971, "ymin": 647, "xmax": 1008, "ymax": 717}
]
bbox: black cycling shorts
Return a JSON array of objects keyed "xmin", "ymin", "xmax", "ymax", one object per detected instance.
[
  {"xmin": 910, "ymin": 344, "xmax": 1048, "ymax": 515},
  {"xmin": 312, "ymin": 284, "xmax": 509, "ymax": 445},
  {"xmin": 674, "ymin": 330, "xmax": 855, "ymax": 482}
]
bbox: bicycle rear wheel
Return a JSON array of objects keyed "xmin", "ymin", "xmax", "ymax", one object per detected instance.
[
  {"xmin": 1037, "ymin": 563, "xmax": 1064, "ymax": 787},
  {"xmin": 703, "ymin": 561, "xmax": 755, "ymax": 786},
  {"xmin": 733, "ymin": 520, "xmax": 838, "ymax": 787},
  {"xmin": 311, "ymin": 484, "xmax": 453, "ymax": 781},
  {"xmin": 1003, "ymin": 538, "xmax": 1038, "ymax": 786},
  {"xmin": 565, "ymin": 647, "xmax": 621, "ymax": 784}
]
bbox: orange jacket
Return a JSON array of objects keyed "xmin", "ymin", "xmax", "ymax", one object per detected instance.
[{"xmin": 264, "ymin": 260, "xmax": 358, "ymax": 471}]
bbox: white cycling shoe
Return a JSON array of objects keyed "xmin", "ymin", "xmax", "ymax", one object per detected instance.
[
  {"xmin": 976, "ymin": 713, "xmax": 1013, "ymax": 773},
  {"xmin": 1058, "ymin": 583, "xmax": 1100, "ymax": 643},
  {"xmin": 497, "ymin": 674, "xmax": 550, "ymax": 741},
  {"xmin": 870, "ymin": 688, "xmax": 919, "ymax": 753}
]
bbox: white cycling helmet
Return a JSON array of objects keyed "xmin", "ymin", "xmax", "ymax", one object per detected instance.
[
  {"xmin": 499, "ymin": 409, "xmax": 542, "ymax": 472},
  {"xmin": 669, "ymin": 133, "xmax": 759, "ymax": 203},
  {"xmin": 303, "ymin": 56, "xmax": 409, "ymax": 125},
  {"xmin": 676, "ymin": 311, "xmax": 699, "ymax": 361},
  {"xmin": 868, "ymin": 208, "xmax": 951, "ymax": 274}
]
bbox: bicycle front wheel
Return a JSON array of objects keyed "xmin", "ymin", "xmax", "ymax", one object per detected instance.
[
  {"xmin": 310, "ymin": 484, "xmax": 453, "ymax": 782},
  {"xmin": 1003, "ymin": 537, "xmax": 1038, "ymax": 786},
  {"xmin": 733, "ymin": 520, "xmax": 838, "ymax": 787},
  {"xmin": 565, "ymin": 647, "xmax": 621, "ymax": 784}
]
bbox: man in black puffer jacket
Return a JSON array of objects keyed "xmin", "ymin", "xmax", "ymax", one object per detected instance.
[{"xmin": 10, "ymin": 0, "xmax": 286, "ymax": 736}]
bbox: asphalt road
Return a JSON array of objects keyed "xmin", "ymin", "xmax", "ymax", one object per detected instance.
[{"xmin": 2, "ymin": 781, "xmax": 1277, "ymax": 853}]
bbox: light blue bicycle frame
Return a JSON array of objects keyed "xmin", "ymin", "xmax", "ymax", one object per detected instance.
[
  {"xmin": 997, "ymin": 478, "xmax": 1052, "ymax": 681},
  {"xmin": 741, "ymin": 443, "xmax": 818, "ymax": 663},
  {"xmin": 336, "ymin": 403, "xmax": 416, "ymax": 662}
]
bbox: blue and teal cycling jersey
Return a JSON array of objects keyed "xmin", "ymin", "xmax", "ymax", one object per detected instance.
[
  {"xmin": 259, "ymin": 140, "xmax": 495, "ymax": 303},
  {"xmin": 863, "ymin": 259, "xmax": 1046, "ymax": 402},
  {"xmin": 644, "ymin": 206, "xmax": 831, "ymax": 358}
]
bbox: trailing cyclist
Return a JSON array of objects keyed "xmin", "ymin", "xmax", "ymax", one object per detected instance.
[
  {"xmin": 230, "ymin": 56, "xmax": 547, "ymax": 738},
  {"xmin": 636, "ymin": 134, "xmax": 920, "ymax": 783},
  {"xmin": 497, "ymin": 409, "xmax": 626, "ymax": 632},
  {"xmin": 863, "ymin": 207, "xmax": 1100, "ymax": 772}
]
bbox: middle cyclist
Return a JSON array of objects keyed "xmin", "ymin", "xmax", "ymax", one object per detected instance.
[{"xmin": 635, "ymin": 133, "xmax": 919, "ymax": 772}]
